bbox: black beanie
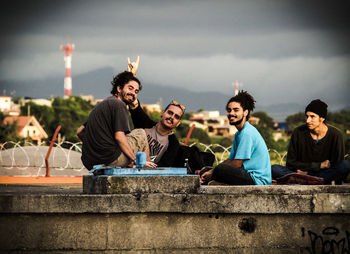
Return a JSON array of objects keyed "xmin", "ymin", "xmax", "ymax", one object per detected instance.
[{"xmin": 305, "ymin": 99, "xmax": 328, "ymax": 118}]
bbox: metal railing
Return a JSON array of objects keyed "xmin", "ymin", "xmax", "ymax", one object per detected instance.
[
  {"xmin": 1, "ymin": 140, "xmax": 348, "ymax": 176},
  {"xmin": 0, "ymin": 141, "xmax": 290, "ymax": 175},
  {"xmin": 0, "ymin": 141, "xmax": 85, "ymax": 175}
]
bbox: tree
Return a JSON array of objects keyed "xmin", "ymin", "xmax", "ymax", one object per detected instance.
[
  {"xmin": 252, "ymin": 111, "xmax": 274, "ymax": 128},
  {"xmin": 327, "ymin": 110, "xmax": 350, "ymax": 154},
  {"xmin": 286, "ymin": 112, "xmax": 305, "ymax": 131},
  {"xmin": 51, "ymin": 96, "xmax": 93, "ymax": 142},
  {"xmin": 250, "ymin": 111, "xmax": 288, "ymax": 152},
  {"xmin": 0, "ymin": 112, "xmax": 23, "ymax": 143},
  {"xmin": 219, "ymin": 137, "xmax": 233, "ymax": 147},
  {"xmin": 175, "ymin": 122, "xmax": 211, "ymax": 144},
  {"xmin": 147, "ymin": 111, "xmax": 161, "ymax": 122},
  {"xmin": 21, "ymin": 96, "xmax": 94, "ymax": 143},
  {"xmin": 253, "ymin": 122, "xmax": 275, "ymax": 149}
]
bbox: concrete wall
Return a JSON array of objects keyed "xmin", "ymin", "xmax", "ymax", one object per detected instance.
[{"xmin": 0, "ymin": 185, "xmax": 349, "ymax": 253}]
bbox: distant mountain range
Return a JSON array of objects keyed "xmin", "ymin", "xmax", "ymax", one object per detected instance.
[{"xmin": 0, "ymin": 67, "xmax": 346, "ymax": 122}]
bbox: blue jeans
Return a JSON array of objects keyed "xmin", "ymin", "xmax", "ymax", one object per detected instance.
[{"xmin": 271, "ymin": 160, "xmax": 350, "ymax": 184}]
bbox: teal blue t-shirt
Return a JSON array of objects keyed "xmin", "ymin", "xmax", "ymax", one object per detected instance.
[{"xmin": 228, "ymin": 122, "xmax": 271, "ymax": 185}]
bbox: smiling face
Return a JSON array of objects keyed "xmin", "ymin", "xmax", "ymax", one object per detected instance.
[
  {"xmin": 160, "ymin": 105, "xmax": 183, "ymax": 130},
  {"xmin": 226, "ymin": 101, "xmax": 248, "ymax": 127},
  {"xmin": 305, "ymin": 111, "xmax": 324, "ymax": 131},
  {"xmin": 117, "ymin": 80, "xmax": 140, "ymax": 105}
]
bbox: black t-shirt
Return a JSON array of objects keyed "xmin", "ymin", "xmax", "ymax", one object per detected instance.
[{"xmin": 81, "ymin": 96, "xmax": 130, "ymax": 169}]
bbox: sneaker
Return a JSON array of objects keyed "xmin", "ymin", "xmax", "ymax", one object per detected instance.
[{"xmin": 277, "ymin": 173, "xmax": 324, "ymax": 185}]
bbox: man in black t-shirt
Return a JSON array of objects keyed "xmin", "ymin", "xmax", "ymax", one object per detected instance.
[
  {"xmin": 271, "ymin": 99, "xmax": 350, "ymax": 184},
  {"xmin": 77, "ymin": 71, "xmax": 156, "ymax": 170}
]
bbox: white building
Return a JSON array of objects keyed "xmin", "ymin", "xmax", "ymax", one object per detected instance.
[
  {"xmin": 0, "ymin": 96, "xmax": 11, "ymax": 112},
  {"xmin": 24, "ymin": 98, "xmax": 53, "ymax": 107},
  {"xmin": 3, "ymin": 116, "xmax": 48, "ymax": 144},
  {"xmin": 0, "ymin": 96, "xmax": 20, "ymax": 116},
  {"xmin": 190, "ymin": 111, "xmax": 237, "ymax": 137}
]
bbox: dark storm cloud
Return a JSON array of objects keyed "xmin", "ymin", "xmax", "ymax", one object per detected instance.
[
  {"xmin": 0, "ymin": 0, "xmax": 349, "ymax": 110},
  {"xmin": 2, "ymin": 0, "xmax": 350, "ymax": 58}
]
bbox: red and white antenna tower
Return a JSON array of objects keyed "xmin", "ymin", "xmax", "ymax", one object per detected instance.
[{"xmin": 60, "ymin": 42, "xmax": 75, "ymax": 98}]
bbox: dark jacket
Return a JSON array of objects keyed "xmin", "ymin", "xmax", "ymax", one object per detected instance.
[{"xmin": 129, "ymin": 102, "xmax": 181, "ymax": 167}]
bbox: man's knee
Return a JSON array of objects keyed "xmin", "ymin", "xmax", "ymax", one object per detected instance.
[
  {"xmin": 334, "ymin": 160, "xmax": 350, "ymax": 173},
  {"xmin": 127, "ymin": 128, "xmax": 148, "ymax": 152},
  {"xmin": 271, "ymin": 164, "xmax": 291, "ymax": 179},
  {"xmin": 128, "ymin": 128, "xmax": 146, "ymax": 139}
]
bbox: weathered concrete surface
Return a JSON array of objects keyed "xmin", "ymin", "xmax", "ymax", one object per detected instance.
[
  {"xmin": 1, "ymin": 185, "xmax": 349, "ymax": 214},
  {"xmin": 0, "ymin": 184, "xmax": 349, "ymax": 253},
  {"xmin": 0, "ymin": 213, "xmax": 349, "ymax": 253},
  {"xmin": 1, "ymin": 213, "xmax": 348, "ymax": 253},
  {"xmin": 83, "ymin": 175, "xmax": 200, "ymax": 194}
]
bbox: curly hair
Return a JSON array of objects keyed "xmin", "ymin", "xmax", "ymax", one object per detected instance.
[
  {"xmin": 110, "ymin": 71, "xmax": 142, "ymax": 95},
  {"xmin": 226, "ymin": 90, "xmax": 256, "ymax": 120}
]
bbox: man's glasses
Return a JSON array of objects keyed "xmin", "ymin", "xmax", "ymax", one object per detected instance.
[{"xmin": 169, "ymin": 100, "xmax": 186, "ymax": 113}]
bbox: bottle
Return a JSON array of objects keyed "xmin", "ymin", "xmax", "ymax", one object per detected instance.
[{"xmin": 184, "ymin": 158, "xmax": 192, "ymax": 174}]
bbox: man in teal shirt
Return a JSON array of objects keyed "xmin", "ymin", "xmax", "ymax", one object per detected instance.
[{"xmin": 202, "ymin": 91, "xmax": 271, "ymax": 185}]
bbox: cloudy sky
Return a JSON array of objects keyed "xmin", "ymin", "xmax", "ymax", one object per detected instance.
[{"xmin": 1, "ymin": 0, "xmax": 349, "ymax": 110}]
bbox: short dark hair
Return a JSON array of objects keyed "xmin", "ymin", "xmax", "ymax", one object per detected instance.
[
  {"xmin": 164, "ymin": 101, "xmax": 185, "ymax": 118},
  {"xmin": 226, "ymin": 90, "xmax": 256, "ymax": 120},
  {"xmin": 110, "ymin": 71, "xmax": 142, "ymax": 95}
]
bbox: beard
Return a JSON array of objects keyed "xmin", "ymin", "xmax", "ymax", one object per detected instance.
[
  {"xmin": 161, "ymin": 117, "xmax": 174, "ymax": 130},
  {"xmin": 120, "ymin": 91, "xmax": 135, "ymax": 104},
  {"xmin": 228, "ymin": 115, "xmax": 244, "ymax": 126}
]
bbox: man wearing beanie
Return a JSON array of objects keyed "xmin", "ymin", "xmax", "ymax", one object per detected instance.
[{"xmin": 271, "ymin": 99, "xmax": 350, "ymax": 185}]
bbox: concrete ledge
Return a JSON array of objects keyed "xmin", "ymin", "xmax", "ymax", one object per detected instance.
[
  {"xmin": 198, "ymin": 184, "xmax": 350, "ymax": 194},
  {"xmin": 1, "ymin": 185, "xmax": 349, "ymax": 214},
  {"xmin": 1, "ymin": 184, "xmax": 350, "ymax": 252},
  {"xmin": 0, "ymin": 213, "xmax": 349, "ymax": 252},
  {"xmin": 83, "ymin": 175, "xmax": 200, "ymax": 194}
]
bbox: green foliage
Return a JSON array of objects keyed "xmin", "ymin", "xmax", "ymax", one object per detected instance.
[
  {"xmin": 286, "ymin": 112, "xmax": 305, "ymax": 131},
  {"xmin": 181, "ymin": 112, "xmax": 192, "ymax": 120},
  {"xmin": 51, "ymin": 96, "xmax": 93, "ymax": 142},
  {"xmin": 209, "ymin": 136, "xmax": 233, "ymax": 152},
  {"xmin": 253, "ymin": 122, "xmax": 275, "ymax": 149},
  {"xmin": 328, "ymin": 110, "xmax": 350, "ymax": 129},
  {"xmin": 12, "ymin": 96, "xmax": 21, "ymax": 104},
  {"xmin": 327, "ymin": 110, "xmax": 350, "ymax": 154},
  {"xmin": 0, "ymin": 112, "xmax": 23, "ymax": 143},
  {"xmin": 21, "ymin": 96, "xmax": 93, "ymax": 142},
  {"xmin": 209, "ymin": 136, "xmax": 224, "ymax": 145},
  {"xmin": 219, "ymin": 137, "xmax": 233, "ymax": 147},
  {"xmin": 252, "ymin": 111, "xmax": 290, "ymax": 153},
  {"xmin": 148, "ymin": 111, "xmax": 161, "ymax": 122},
  {"xmin": 175, "ymin": 122, "xmax": 211, "ymax": 144},
  {"xmin": 252, "ymin": 111, "xmax": 274, "ymax": 128},
  {"xmin": 272, "ymin": 138, "xmax": 289, "ymax": 153}
]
